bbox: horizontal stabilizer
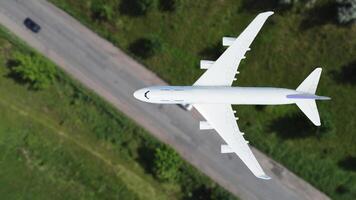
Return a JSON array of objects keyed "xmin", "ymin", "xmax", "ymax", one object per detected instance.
[
  {"xmin": 296, "ymin": 100, "xmax": 321, "ymax": 126},
  {"xmin": 297, "ymin": 68, "xmax": 322, "ymax": 94}
]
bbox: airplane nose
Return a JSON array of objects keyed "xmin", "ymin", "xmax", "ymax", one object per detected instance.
[
  {"xmin": 133, "ymin": 89, "xmax": 141, "ymax": 99},
  {"xmin": 133, "ymin": 89, "xmax": 146, "ymax": 101}
]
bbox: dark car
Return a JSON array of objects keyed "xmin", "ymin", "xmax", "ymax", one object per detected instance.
[{"xmin": 23, "ymin": 18, "xmax": 41, "ymax": 33}]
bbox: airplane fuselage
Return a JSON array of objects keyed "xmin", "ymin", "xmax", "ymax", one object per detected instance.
[{"xmin": 134, "ymin": 86, "xmax": 309, "ymax": 105}]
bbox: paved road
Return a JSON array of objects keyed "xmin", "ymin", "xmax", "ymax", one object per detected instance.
[{"xmin": 0, "ymin": 1, "xmax": 330, "ymax": 200}]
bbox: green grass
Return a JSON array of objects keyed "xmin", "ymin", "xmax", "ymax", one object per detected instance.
[
  {"xmin": 0, "ymin": 25, "xmax": 237, "ymax": 199},
  {"xmin": 0, "ymin": 100, "xmax": 140, "ymax": 200},
  {"xmin": 0, "ymin": 27, "xmax": 173, "ymax": 199},
  {"xmin": 49, "ymin": 0, "xmax": 356, "ymax": 199}
]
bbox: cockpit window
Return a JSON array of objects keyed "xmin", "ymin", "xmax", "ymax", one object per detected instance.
[{"xmin": 144, "ymin": 91, "xmax": 150, "ymax": 99}]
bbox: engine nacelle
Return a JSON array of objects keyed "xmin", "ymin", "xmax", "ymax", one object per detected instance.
[
  {"xmin": 200, "ymin": 60, "xmax": 215, "ymax": 69},
  {"xmin": 222, "ymin": 37, "xmax": 236, "ymax": 47},
  {"xmin": 221, "ymin": 144, "xmax": 233, "ymax": 153},
  {"xmin": 200, "ymin": 121, "xmax": 213, "ymax": 130}
]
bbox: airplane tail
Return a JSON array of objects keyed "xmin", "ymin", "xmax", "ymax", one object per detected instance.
[{"xmin": 293, "ymin": 68, "xmax": 330, "ymax": 126}]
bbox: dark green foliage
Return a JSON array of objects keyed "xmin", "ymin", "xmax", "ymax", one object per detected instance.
[
  {"xmin": 255, "ymin": 105, "xmax": 266, "ymax": 111},
  {"xmin": 338, "ymin": 156, "xmax": 356, "ymax": 172},
  {"xmin": 90, "ymin": 2, "xmax": 113, "ymax": 21},
  {"xmin": 210, "ymin": 186, "xmax": 236, "ymax": 200},
  {"xmin": 333, "ymin": 60, "xmax": 356, "ymax": 84},
  {"xmin": 300, "ymin": 1, "xmax": 337, "ymax": 29},
  {"xmin": 120, "ymin": 0, "xmax": 156, "ymax": 16},
  {"xmin": 159, "ymin": 0, "xmax": 181, "ymax": 12},
  {"xmin": 199, "ymin": 42, "xmax": 225, "ymax": 60},
  {"xmin": 268, "ymin": 113, "xmax": 315, "ymax": 139},
  {"xmin": 268, "ymin": 106, "xmax": 335, "ymax": 140},
  {"xmin": 129, "ymin": 36, "xmax": 162, "ymax": 59},
  {"xmin": 153, "ymin": 145, "xmax": 182, "ymax": 182},
  {"xmin": 9, "ymin": 52, "xmax": 56, "ymax": 90}
]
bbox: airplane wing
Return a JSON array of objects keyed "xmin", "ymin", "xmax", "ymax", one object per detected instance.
[
  {"xmin": 194, "ymin": 11, "xmax": 274, "ymax": 86},
  {"xmin": 194, "ymin": 104, "xmax": 271, "ymax": 179}
]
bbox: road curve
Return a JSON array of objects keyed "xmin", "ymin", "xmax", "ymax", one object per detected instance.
[{"xmin": 0, "ymin": 1, "xmax": 330, "ymax": 200}]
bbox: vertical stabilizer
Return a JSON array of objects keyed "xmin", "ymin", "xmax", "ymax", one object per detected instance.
[{"xmin": 296, "ymin": 68, "xmax": 322, "ymax": 94}]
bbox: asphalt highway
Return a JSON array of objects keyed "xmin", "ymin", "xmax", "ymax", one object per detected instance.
[{"xmin": 0, "ymin": 1, "xmax": 329, "ymax": 199}]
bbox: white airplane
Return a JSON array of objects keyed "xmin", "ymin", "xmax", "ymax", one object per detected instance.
[{"xmin": 133, "ymin": 11, "xmax": 330, "ymax": 179}]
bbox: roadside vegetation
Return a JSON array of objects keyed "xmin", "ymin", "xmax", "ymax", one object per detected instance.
[
  {"xmin": 0, "ymin": 26, "xmax": 235, "ymax": 200},
  {"xmin": 8, "ymin": 52, "xmax": 57, "ymax": 90},
  {"xmin": 50, "ymin": 0, "xmax": 356, "ymax": 199}
]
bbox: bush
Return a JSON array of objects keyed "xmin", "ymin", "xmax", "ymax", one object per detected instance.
[
  {"xmin": 210, "ymin": 186, "xmax": 237, "ymax": 200},
  {"xmin": 90, "ymin": 2, "xmax": 113, "ymax": 21},
  {"xmin": 159, "ymin": 0, "xmax": 182, "ymax": 12},
  {"xmin": 153, "ymin": 145, "xmax": 182, "ymax": 182},
  {"xmin": 120, "ymin": 0, "xmax": 156, "ymax": 16},
  {"xmin": 9, "ymin": 52, "xmax": 57, "ymax": 90},
  {"xmin": 336, "ymin": 0, "xmax": 356, "ymax": 24},
  {"xmin": 129, "ymin": 36, "xmax": 162, "ymax": 59}
]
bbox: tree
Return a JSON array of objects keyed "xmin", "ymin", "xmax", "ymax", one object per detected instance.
[
  {"xmin": 336, "ymin": 0, "xmax": 356, "ymax": 24},
  {"xmin": 9, "ymin": 52, "xmax": 57, "ymax": 90},
  {"xmin": 153, "ymin": 145, "xmax": 182, "ymax": 182}
]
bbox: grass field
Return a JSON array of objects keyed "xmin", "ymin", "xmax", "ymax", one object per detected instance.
[
  {"xmin": 0, "ymin": 25, "xmax": 235, "ymax": 199},
  {"xmin": 49, "ymin": 0, "xmax": 356, "ymax": 199}
]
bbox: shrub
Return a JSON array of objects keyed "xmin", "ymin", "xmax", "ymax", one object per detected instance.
[
  {"xmin": 336, "ymin": 0, "xmax": 356, "ymax": 24},
  {"xmin": 159, "ymin": 0, "xmax": 182, "ymax": 12},
  {"xmin": 210, "ymin": 186, "xmax": 237, "ymax": 200},
  {"xmin": 129, "ymin": 36, "xmax": 162, "ymax": 59},
  {"xmin": 120, "ymin": 0, "xmax": 156, "ymax": 16},
  {"xmin": 9, "ymin": 52, "xmax": 57, "ymax": 90},
  {"xmin": 90, "ymin": 2, "xmax": 113, "ymax": 21},
  {"xmin": 153, "ymin": 145, "xmax": 182, "ymax": 182}
]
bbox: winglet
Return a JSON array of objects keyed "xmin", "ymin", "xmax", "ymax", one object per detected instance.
[{"xmin": 256, "ymin": 174, "xmax": 272, "ymax": 180}]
